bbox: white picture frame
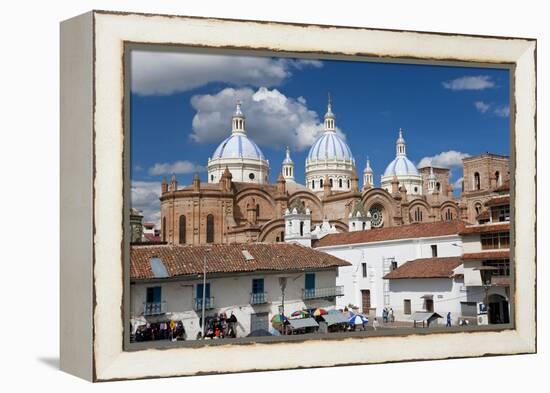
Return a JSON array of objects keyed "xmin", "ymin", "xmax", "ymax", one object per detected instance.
[{"xmin": 60, "ymin": 10, "xmax": 536, "ymax": 381}]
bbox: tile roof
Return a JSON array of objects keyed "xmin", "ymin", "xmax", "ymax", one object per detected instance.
[
  {"xmin": 383, "ymin": 257, "xmax": 462, "ymax": 280},
  {"xmin": 143, "ymin": 233, "xmax": 162, "ymax": 243},
  {"xmin": 459, "ymin": 222, "xmax": 510, "ymax": 235},
  {"xmin": 131, "ymin": 243, "xmax": 350, "ymax": 280},
  {"xmin": 485, "ymin": 196, "xmax": 510, "ymax": 207},
  {"xmin": 315, "ymin": 220, "xmax": 466, "ymax": 248},
  {"xmin": 462, "ymin": 250, "xmax": 510, "ymax": 260}
]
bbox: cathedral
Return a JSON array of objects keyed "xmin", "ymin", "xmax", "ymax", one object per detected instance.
[{"xmin": 158, "ymin": 98, "xmax": 510, "ymax": 245}]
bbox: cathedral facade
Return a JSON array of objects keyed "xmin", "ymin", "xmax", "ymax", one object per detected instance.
[{"xmin": 158, "ymin": 99, "xmax": 509, "ymax": 246}]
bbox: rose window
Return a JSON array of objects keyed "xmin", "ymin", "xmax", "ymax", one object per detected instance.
[{"xmin": 369, "ymin": 206, "xmax": 384, "ymax": 228}]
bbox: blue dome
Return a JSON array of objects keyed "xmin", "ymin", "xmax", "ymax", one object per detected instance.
[
  {"xmin": 383, "ymin": 156, "xmax": 419, "ymax": 177},
  {"xmin": 212, "ymin": 134, "xmax": 265, "ymax": 160},
  {"xmin": 307, "ymin": 132, "xmax": 353, "ymax": 162}
]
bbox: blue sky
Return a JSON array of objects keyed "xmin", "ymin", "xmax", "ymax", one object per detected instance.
[{"xmin": 130, "ymin": 50, "xmax": 510, "ymax": 224}]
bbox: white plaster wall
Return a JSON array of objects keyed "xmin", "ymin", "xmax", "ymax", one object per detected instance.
[
  {"xmin": 387, "ymin": 278, "xmax": 465, "ymax": 324},
  {"xmin": 131, "ymin": 269, "xmax": 339, "ymax": 339},
  {"xmin": 318, "ymin": 235, "xmax": 462, "ymax": 317},
  {"xmin": 207, "ymin": 157, "xmax": 270, "ymax": 184}
]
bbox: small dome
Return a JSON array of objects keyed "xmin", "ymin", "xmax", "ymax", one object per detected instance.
[
  {"xmin": 283, "ymin": 146, "xmax": 293, "ymax": 164},
  {"xmin": 383, "ymin": 156, "xmax": 419, "ymax": 177},
  {"xmin": 212, "ymin": 134, "xmax": 265, "ymax": 160},
  {"xmin": 307, "ymin": 132, "xmax": 353, "ymax": 162}
]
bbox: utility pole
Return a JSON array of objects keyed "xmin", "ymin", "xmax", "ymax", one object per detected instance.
[{"xmin": 201, "ymin": 249, "xmax": 211, "ymax": 338}]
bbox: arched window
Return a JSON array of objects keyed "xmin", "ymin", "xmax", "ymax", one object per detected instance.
[
  {"xmin": 210, "ymin": 174, "xmax": 214, "ymax": 182},
  {"xmin": 280, "ymin": 231, "xmax": 285, "ymax": 242},
  {"xmin": 495, "ymin": 171, "xmax": 500, "ymax": 185},
  {"xmin": 255, "ymin": 204, "xmax": 260, "ymax": 218},
  {"xmin": 475, "ymin": 203, "xmax": 482, "ymax": 215},
  {"xmin": 414, "ymin": 208, "xmax": 423, "ymax": 222},
  {"xmin": 347, "ymin": 179, "xmax": 350, "ymax": 188},
  {"xmin": 299, "ymin": 221, "xmax": 304, "ymax": 236},
  {"xmin": 206, "ymin": 214, "xmax": 214, "ymax": 243},
  {"xmin": 436, "ymin": 182, "xmax": 441, "ymax": 192},
  {"xmin": 311, "ymin": 180, "xmax": 315, "ymax": 189},
  {"xmin": 320, "ymin": 179, "xmax": 323, "ymax": 188},
  {"xmin": 162, "ymin": 217, "xmax": 166, "ymax": 242},
  {"xmin": 339, "ymin": 179, "xmax": 343, "ymax": 188},
  {"xmin": 445, "ymin": 209, "xmax": 453, "ymax": 221},
  {"xmin": 329, "ymin": 178, "xmax": 333, "ymax": 187},
  {"xmin": 178, "ymin": 215, "xmax": 186, "ymax": 244},
  {"xmin": 474, "ymin": 172, "xmax": 481, "ymax": 190}
]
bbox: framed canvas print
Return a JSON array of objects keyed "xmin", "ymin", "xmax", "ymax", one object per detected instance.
[{"xmin": 60, "ymin": 10, "xmax": 537, "ymax": 381}]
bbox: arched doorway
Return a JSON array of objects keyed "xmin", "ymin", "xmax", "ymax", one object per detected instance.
[{"xmin": 488, "ymin": 294, "xmax": 510, "ymax": 324}]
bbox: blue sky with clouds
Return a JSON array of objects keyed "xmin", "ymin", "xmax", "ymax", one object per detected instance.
[{"xmin": 130, "ymin": 50, "xmax": 510, "ymax": 224}]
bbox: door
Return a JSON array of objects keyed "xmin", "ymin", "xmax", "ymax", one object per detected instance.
[
  {"xmin": 250, "ymin": 312, "xmax": 269, "ymax": 332},
  {"xmin": 361, "ymin": 290, "xmax": 371, "ymax": 314},
  {"xmin": 425, "ymin": 299, "xmax": 434, "ymax": 313},
  {"xmin": 404, "ymin": 299, "xmax": 411, "ymax": 315},
  {"xmin": 196, "ymin": 283, "xmax": 211, "ymax": 308},
  {"xmin": 305, "ymin": 273, "xmax": 316, "ymax": 298}
]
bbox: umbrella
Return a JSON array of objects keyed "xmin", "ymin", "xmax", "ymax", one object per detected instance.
[
  {"xmin": 313, "ymin": 308, "xmax": 328, "ymax": 317},
  {"xmin": 349, "ymin": 314, "xmax": 369, "ymax": 325},
  {"xmin": 291, "ymin": 310, "xmax": 309, "ymax": 318},
  {"xmin": 328, "ymin": 309, "xmax": 341, "ymax": 315},
  {"xmin": 271, "ymin": 314, "xmax": 288, "ymax": 324},
  {"xmin": 247, "ymin": 329, "xmax": 273, "ymax": 337}
]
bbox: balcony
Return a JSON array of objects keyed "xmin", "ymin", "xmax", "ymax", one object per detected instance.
[
  {"xmin": 143, "ymin": 301, "xmax": 166, "ymax": 316},
  {"xmin": 250, "ymin": 292, "xmax": 268, "ymax": 305},
  {"xmin": 303, "ymin": 286, "xmax": 344, "ymax": 300},
  {"xmin": 194, "ymin": 297, "xmax": 215, "ymax": 311}
]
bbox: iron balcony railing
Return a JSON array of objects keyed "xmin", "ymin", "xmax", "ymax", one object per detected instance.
[
  {"xmin": 143, "ymin": 301, "xmax": 167, "ymax": 316},
  {"xmin": 194, "ymin": 297, "xmax": 215, "ymax": 311},
  {"xmin": 250, "ymin": 292, "xmax": 268, "ymax": 305},
  {"xmin": 303, "ymin": 286, "xmax": 344, "ymax": 300}
]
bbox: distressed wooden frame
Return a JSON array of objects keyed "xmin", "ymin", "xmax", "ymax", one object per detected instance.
[{"xmin": 60, "ymin": 10, "xmax": 536, "ymax": 382}]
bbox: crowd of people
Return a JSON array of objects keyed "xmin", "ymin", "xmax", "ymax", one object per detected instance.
[
  {"xmin": 133, "ymin": 320, "xmax": 186, "ymax": 342},
  {"xmin": 197, "ymin": 312, "xmax": 238, "ymax": 340}
]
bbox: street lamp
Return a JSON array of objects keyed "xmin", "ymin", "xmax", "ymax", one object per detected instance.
[
  {"xmin": 201, "ymin": 248, "xmax": 211, "ymax": 339},
  {"xmin": 278, "ymin": 276, "xmax": 287, "ymax": 334}
]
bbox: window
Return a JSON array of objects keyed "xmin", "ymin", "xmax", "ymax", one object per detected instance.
[
  {"xmin": 320, "ymin": 179, "xmax": 323, "ymax": 188},
  {"xmin": 445, "ymin": 209, "xmax": 453, "ymax": 221},
  {"xmin": 436, "ymin": 182, "xmax": 441, "ymax": 192},
  {"xmin": 347, "ymin": 179, "xmax": 350, "ymax": 188},
  {"xmin": 206, "ymin": 214, "xmax": 214, "ymax": 243},
  {"xmin": 391, "ymin": 261, "xmax": 398, "ymax": 271},
  {"xmin": 480, "ymin": 232, "xmax": 510, "ymax": 249},
  {"xmin": 280, "ymin": 231, "xmax": 284, "ymax": 242},
  {"xmin": 329, "ymin": 178, "xmax": 333, "ymax": 187},
  {"xmin": 248, "ymin": 173, "xmax": 255, "ymax": 180},
  {"xmin": 431, "ymin": 245, "xmax": 438, "ymax": 257},
  {"xmin": 162, "ymin": 217, "xmax": 166, "ymax": 242},
  {"xmin": 255, "ymin": 204, "xmax": 260, "ymax": 218},
  {"xmin": 414, "ymin": 208, "xmax": 423, "ymax": 222},
  {"xmin": 210, "ymin": 174, "xmax": 214, "ymax": 181},
  {"xmin": 475, "ymin": 202, "xmax": 482, "ymax": 215},
  {"xmin": 414, "ymin": 186, "xmax": 418, "ymax": 193},
  {"xmin": 495, "ymin": 171, "xmax": 500, "ymax": 185},
  {"xmin": 474, "ymin": 172, "xmax": 481, "ymax": 190},
  {"xmin": 404, "ymin": 299, "xmax": 411, "ymax": 315},
  {"xmin": 362, "ymin": 262, "xmax": 367, "ymax": 278},
  {"xmin": 339, "ymin": 179, "xmax": 343, "ymax": 188},
  {"xmin": 178, "ymin": 215, "xmax": 186, "ymax": 244},
  {"xmin": 196, "ymin": 283, "xmax": 211, "ymax": 309},
  {"xmin": 252, "ymin": 278, "xmax": 264, "ymax": 294},
  {"xmin": 311, "ymin": 180, "xmax": 315, "ymax": 189},
  {"xmin": 492, "ymin": 205, "xmax": 510, "ymax": 222},
  {"xmin": 299, "ymin": 221, "xmax": 304, "ymax": 236},
  {"xmin": 146, "ymin": 286, "xmax": 162, "ymax": 304}
]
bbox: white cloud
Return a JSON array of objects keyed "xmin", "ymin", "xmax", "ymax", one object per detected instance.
[
  {"xmin": 189, "ymin": 86, "xmax": 344, "ymax": 151},
  {"xmin": 417, "ymin": 150, "xmax": 471, "ymax": 169},
  {"xmin": 148, "ymin": 160, "xmax": 205, "ymax": 176},
  {"xmin": 494, "ymin": 105, "xmax": 510, "ymax": 117},
  {"xmin": 442, "ymin": 75, "xmax": 495, "ymax": 91},
  {"xmin": 131, "ymin": 180, "xmax": 161, "ymax": 227},
  {"xmin": 474, "ymin": 101, "xmax": 491, "ymax": 113},
  {"xmin": 131, "ymin": 51, "xmax": 323, "ymax": 95},
  {"xmin": 452, "ymin": 177, "xmax": 464, "ymax": 190}
]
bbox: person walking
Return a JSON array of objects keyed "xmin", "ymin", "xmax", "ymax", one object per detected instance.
[
  {"xmin": 446, "ymin": 312, "xmax": 452, "ymax": 327},
  {"xmin": 373, "ymin": 317, "xmax": 379, "ymax": 331},
  {"xmin": 382, "ymin": 307, "xmax": 388, "ymax": 323},
  {"xmin": 389, "ymin": 308, "xmax": 395, "ymax": 323}
]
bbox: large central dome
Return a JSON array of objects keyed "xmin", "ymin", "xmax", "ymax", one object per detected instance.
[
  {"xmin": 212, "ymin": 134, "xmax": 265, "ymax": 160},
  {"xmin": 305, "ymin": 96, "xmax": 356, "ymax": 193}
]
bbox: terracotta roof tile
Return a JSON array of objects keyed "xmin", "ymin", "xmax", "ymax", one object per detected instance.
[
  {"xmin": 383, "ymin": 257, "xmax": 462, "ymax": 280},
  {"xmin": 462, "ymin": 250, "xmax": 510, "ymax": 260},
  {"xmin": 485, "ymin": 196, "xmax": 510, "ymax": 207},
  {"xmin": 131, "ymin": 243, "xmax": 350, "ymax": 280},
  {"xmin": 459, "ymin": 222, "xmax": 510, "ymax": 235},
  {"xmin": 316, "ymin": 220, "xmax": 466, "ymax": 248}
]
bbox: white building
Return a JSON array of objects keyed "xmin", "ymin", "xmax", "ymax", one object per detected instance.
[
  {"xmin": 305, "ymin": 96, "xmax": 356, "ymax": 193},
  {"xmin": 130, "ymin": 243, "xmax": 349, "ymax": 340},
  {"xmin": 383, "ymin": 256, "xmax": 465, "ymax": 324},
  {"xmin": 207, "ymin": 101, "xmax": 270, "ymax": 184},
  {"xmin": 380, "ymin": 129, "xmax": 423, "ymax": 195},
  {"xmin": 313, "ymin": 220, "xmax": 465, "ymax": 318}
]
